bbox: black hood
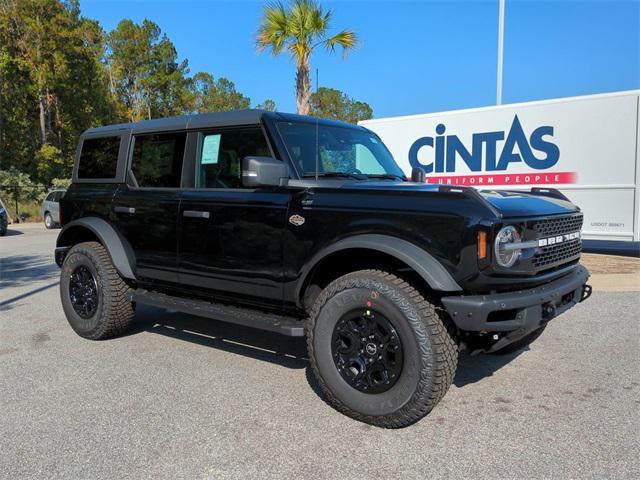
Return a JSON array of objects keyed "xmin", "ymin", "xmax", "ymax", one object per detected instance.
[{"xmin": 337, "ymin": 180, "xmax": 580, "ymax": 218}]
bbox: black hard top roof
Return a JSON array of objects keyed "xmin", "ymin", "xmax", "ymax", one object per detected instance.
[{"xmin": 82, "ymin": 110, "xmax": 367, "ymax": 137}]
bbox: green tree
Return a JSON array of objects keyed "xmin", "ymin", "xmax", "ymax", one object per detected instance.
[
  {"xmin": 106, "ymin": 19, "xmax": 191, "ymax": 121},
  {"xmin": 35, "ymin": 144, "xmax": 65, "ymax": 181},
  {"xmin": 51, "ymin": 177, "xmax": 72, "ymax": 189},
  {"xmin": 256, "ymin": 0, "xmax": 357, "ymax": 115},
  {"xmin": 0, "ymin": 168, "xmax": 44, "ymax": 202},
  {"xmin": 190, "ymin": 72, "xmax": 250, "ymax": 112},
  {"xmin": 0, "ymin": 0, "xmax": 112, "ymax": 183},
  {"xmin": 310, "ymin": 87, "xmax": 372, "ymax": 123},
  {"xmin": 255, "ymin": 99, "xmax": 277, "ymax": 111}
]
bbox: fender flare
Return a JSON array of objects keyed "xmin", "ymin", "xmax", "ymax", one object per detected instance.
[
  {"xmin": 56, "ymin": 217, "xmax": 136, "ymax": 280},
  {"xmin": 296, "ymin": 234, "xmax": 462, "ymax": 301}
]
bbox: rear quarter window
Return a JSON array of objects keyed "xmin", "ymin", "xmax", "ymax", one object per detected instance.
[{"xmin": 77, "ymin": 136, "xmax": 121, "ymax": 179}]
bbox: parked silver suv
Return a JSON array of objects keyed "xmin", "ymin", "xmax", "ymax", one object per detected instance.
[{"xmin": 41, "ymin": 190, "xmax": 65, "ymax": 229}]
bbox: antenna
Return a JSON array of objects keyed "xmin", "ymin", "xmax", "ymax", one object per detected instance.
[
  {"xmin": 315, "ymin": 117, "xmax": 319, "ymax": 183},
  {"xmin": 315, "ymin": 68, "xmax": 319, "ymax": 182}
]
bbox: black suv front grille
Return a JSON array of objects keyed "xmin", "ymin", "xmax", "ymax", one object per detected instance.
[
  {"xmin": 531, "ymin": 214, "xmax": 584, "ymax": 268},
  {"xmin": 533, "ymin": 214, "xmax": 584, "ymax": 237}
]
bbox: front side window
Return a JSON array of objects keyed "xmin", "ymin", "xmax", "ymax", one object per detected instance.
[
  {"xmin": 131, "ymin": 132, "xmax": 186, "ymax": 188},
  {"xmin": 195, "ymin": 127, "xmax": 271, "ymax": 189},
  {"xmin": 276, "ymin": 122, "xmax": 405, "ymax": 179},
  {"xmin": 77, "ymin": 136, "xmax": 121, "ymax": 179}
]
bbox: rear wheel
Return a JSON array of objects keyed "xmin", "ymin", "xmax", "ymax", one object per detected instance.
[
  {"xmin": 60, "ymin": 241, "xmax": 134, "ymax": 340},
  {"xmin": 306, "ymin": 270, "xmax": 458, "ymax": 428},
  {"xmin": 44, "ymin": 213, "xmax": 54, "ymax": 229}
]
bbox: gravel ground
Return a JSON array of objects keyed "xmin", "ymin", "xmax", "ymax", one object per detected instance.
[
  {"xmin": 581, "ymin": 253, "xmax": 640, "ymax": 274},
  {"xmin": 1, "ymin": 224, "xmax": 639, "ymax": 480}
]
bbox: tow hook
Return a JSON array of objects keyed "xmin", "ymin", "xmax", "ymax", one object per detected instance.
[{"xmin": 580, "ymin": 284, "xmax": 593, "ymax": 302}]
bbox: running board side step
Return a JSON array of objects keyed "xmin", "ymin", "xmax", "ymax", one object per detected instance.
[{"xmin": 130, "ymin": 290, "xmax": 305, "ymax": 337}]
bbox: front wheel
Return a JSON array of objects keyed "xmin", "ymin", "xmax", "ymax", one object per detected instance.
[
  {"xmin": 306, "ymin": 270, "xmax": 458, "ymax": 428},
  {"xmin": 60, "ymin": 241, "xmax": 134, "ymax": 340}
]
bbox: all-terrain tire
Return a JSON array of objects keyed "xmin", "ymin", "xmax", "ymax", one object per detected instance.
[
  {"xmin": 490, "ymin": 326, "xmax": 547, "ymax": 355},
  {"xmin": 306, "ymin": 269, "xmax": 458, "ymax": 428},
  {"xmin": 44, "ymin": 213, "xmax": 54, "ymax": 229},
  {"xmin": 60, "ymin": 241, "xmax": 134, "ymax": 340}
]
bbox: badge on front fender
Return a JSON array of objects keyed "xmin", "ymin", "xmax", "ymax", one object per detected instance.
[{"xmin": 289, "ymin": 214, "xmax": 305, "ymax": 227}]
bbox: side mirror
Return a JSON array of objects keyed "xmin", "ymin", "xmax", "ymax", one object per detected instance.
[
  {"xmin": 410, "ymin": 167, "xmax": 426, "ymax": 183},
  {"xmin": 242, "ymin": 156, "xmax": 290, "ymax": 188}
]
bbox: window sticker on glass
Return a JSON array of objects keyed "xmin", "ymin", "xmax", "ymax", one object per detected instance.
[{"xmin": 201, "ymin": 134, "xmax": 221, "ymax": 165}]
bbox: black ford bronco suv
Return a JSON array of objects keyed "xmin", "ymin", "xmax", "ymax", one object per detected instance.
[{"xmin": 56, "ymin": 110, "xmax": 591, "ymax": 428}]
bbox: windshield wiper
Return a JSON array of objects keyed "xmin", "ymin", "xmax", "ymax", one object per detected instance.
[
  {"xmin": 302, "ymin": 172, "xmax": 368, "ymax": 180},
  {"xmin": 366, "ymin": 173, "xmax": 406, "ymax": 181}
]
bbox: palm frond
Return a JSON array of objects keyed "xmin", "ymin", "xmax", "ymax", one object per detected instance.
[
  {"xmin": 256, "ymin": 1, "xmax": 289, "ymax": 55},
  {"xmin": 324, "ymin": 29, "xmax": 358, "ymax": 56},
  {"xmin": 256, "ymin": 0, "xmax": 357, "ymax": 65}
]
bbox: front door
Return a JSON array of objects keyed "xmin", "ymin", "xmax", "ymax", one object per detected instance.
[
  {"xmin": 178, "ymin": 126, "xmax": 290, "ymax": 308},
  {"xmin": 112, "ymin": 131, "xmax": 186, "ymax": 283}
]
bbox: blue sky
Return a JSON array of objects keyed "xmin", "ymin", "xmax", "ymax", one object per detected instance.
[{"xmin": 81, "ymin": 0, "xmax": 640, "ymax": 118}]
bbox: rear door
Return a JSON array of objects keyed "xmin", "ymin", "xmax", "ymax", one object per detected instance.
[
  {"xmin": 112, "ymin": 131, "xmax": 186, "ymax": 283},
  {"xmin": 178, "ymin": 126, "xmax": 291, "ymax": 307}
]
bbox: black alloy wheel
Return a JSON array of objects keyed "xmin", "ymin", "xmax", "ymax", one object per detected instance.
[
  {"xmin": 331, "ymin": 308, "xmax": 403, "ymax": 394},
  {"xmin": 69, "ymin": 265, "xmax": 99, "ymax": 319},
  {"xmin": 306, "ymin": 270, "xmax": 458, "ymax": 428},
  {"xmin": 61, "ymin": 241, "xmax": 134, "ymax": 340}
]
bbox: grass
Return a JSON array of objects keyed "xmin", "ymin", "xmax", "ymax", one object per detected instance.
[{"xmin": 1, "ymin": 198, "xmax": 43, "ymax": 223}]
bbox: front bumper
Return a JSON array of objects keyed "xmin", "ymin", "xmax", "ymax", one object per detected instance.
[{"xmin": 442, "ymin": 265, "xmax": 591, "ymax": 348}]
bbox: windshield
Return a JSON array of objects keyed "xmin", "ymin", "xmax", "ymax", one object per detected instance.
[{"xmin": 276, "ymin": 121, "xmax": 405, "ymax": 179}]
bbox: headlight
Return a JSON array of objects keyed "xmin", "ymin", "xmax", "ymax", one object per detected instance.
[{"xmin": 494, "ymin": 225, "xmax": 521, "ymax": 267}]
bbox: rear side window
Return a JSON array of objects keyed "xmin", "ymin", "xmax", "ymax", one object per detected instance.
[
  {"xmin": 78, "ymin": 136, "xmax": 121, "ymax": 179},
  {"xmin": 131, "ymin": 132, "xmax": 186, "ymax": 188}
]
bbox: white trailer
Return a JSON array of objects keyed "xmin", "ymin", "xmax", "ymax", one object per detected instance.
[{"xmin": 360, "ymin": 90, "xmax": 640, "ymax": 255}]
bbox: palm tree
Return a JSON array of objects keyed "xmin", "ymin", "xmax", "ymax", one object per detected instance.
[{"xmin": 256, "ymin": 0, "xmax": 357, "ymax": 115}]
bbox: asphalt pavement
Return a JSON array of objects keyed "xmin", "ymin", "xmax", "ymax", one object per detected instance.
[{"xmin": 1, "ymin": 224, "xmax": 639, "ymax": 479}]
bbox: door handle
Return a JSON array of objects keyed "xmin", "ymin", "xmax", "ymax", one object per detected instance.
[
  {"xmin": 183, "ymin": 210, "xmax": 210, "ymax": 219},
  {"xmin": 114, "ymin": 206, "xmax": 135, "ymax": 214}
]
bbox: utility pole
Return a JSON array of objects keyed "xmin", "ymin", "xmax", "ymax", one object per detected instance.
[
  {"xmin": 13, "ymin": 185, "xmax": 19, "ymax": 223},
  {"xmin": 496, "ymin": 0, "xmax": 505, "ymax": 105}
]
